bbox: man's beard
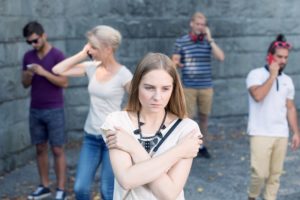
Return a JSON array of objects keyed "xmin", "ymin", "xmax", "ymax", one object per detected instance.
[
  {"xmin": 35, "ymin": 42, "xmax": 45, "ymax": 52},
  {"xmin": 279, "ymin": 64, "xmax": 286, "ymax": 75}
]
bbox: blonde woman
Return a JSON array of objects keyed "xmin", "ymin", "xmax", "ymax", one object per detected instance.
[
  {"xmin": 53, "ymin": 25, "xmax": 132, "ymax": 200},
  {"xmin": 101, "ymin": 53, "xmax": 202, "ymax": 200}
]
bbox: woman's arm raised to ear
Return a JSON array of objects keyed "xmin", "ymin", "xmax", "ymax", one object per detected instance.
[{"xmin": 52, "ymin": 44, "xmax": 90, "ymax": 77}]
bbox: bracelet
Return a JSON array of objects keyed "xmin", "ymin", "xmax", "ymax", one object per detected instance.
[{"xmin": 208, "ymin": 39, "xmax": 215, "ymax": 44}]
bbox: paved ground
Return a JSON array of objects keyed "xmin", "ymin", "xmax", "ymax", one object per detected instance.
[{"xmin": 1, "ymin": 125, "xmax": 300, "ymax": 200}]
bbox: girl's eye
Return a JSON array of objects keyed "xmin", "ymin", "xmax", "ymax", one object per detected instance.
[
  {"xmin": 162, "ymin": 87, "xmax": 171, "ymax": 91},
  {"xmin": 145, "ymin": 86, "xmax": 154, "ymax": 90}
]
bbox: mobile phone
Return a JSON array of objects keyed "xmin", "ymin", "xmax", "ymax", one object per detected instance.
[
  {"xmin": 267, "ymin": 54, "xmax": 273, "ymax": 65},
  {"xmin": 26, "ymin": 64, "xmax": 34, "ymax": 69},
  {"xmin": 87, "ymin": 52, "xmax": 92, "ymax": 60}
]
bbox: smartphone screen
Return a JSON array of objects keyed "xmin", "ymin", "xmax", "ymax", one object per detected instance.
[{"xmin": 26, "ymin": 64, "xmax": 34, "ymax": 69}]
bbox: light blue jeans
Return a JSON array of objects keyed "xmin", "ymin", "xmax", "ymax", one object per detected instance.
[{"xmin": 74, "ymin": 133, "xmax": 114, "ymax": 200}]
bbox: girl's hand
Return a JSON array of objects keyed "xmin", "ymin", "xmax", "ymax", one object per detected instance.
[
  {"xmin": 106, "ymin": 126, "xmax": 139, "ymax": 154},
  {"xmin": 177, "ymin": 129, "xmax": 202, "ymax": 159}
]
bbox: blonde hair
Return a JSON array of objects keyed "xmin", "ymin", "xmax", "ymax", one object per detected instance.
[
  {"xmin": 191, "ymin": 12, "xmax": 206, "ymax": 22},
  {"xmin": 126, "ymin": 53, "xmax": 187, "ymax": 118},
  {"xmin": 86, "ymin": 25, "xmax": 121, "ymax": 52}
]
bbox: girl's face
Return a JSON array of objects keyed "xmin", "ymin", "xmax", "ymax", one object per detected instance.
[{"xmin": 138, "ymin": 69, "xmax": 173, "ymax": 113}]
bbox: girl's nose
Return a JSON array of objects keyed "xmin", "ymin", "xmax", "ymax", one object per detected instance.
[{"xmin": 153, "ymin": 91, "xmax": 162, "ymax": 100}]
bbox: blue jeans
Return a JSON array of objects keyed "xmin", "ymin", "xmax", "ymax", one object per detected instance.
[{"xmin": 74, "ymin": 133, "xmax": 114, "ymax": 200}]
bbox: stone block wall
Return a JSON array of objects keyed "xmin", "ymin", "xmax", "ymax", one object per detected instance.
[{"xmin": 1, "ymin": 0, "xmax": 300, "ymax": 174}]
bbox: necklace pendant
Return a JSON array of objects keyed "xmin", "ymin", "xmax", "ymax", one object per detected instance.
[
  {"xmin": 138, "ymin": 121, "xmax": 145, "ymax": 126},
  {"xmin": 136, "ymin": 110, "xmax": 168, "ymax": 153},
  {"xmin": 145, "ymin": 141, "xmax": 151, "ymax": 152},
  {"xmin": 156, "ymin": 131, "xmax": 163, "ymax": 138},
  {"xmin": 133, "ymin": 129, "xmax": 141, "ymax": 135}
]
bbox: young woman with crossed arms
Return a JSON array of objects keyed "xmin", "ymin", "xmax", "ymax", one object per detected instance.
[{"xmin": 101, "ymin": 53, "xmax": 202, "ymax": 200}]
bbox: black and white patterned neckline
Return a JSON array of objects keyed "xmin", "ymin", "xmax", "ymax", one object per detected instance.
[{"xmin": 133, "ymin": 110, "xmax": 167, "ymax": 153}]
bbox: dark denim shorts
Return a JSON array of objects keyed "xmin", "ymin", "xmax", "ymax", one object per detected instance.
[{"xmin": 29, "ymin": 108, "xmax": 66, "ymax": 146}]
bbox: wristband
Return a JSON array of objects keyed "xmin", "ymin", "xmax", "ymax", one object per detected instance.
[{"xmin": 208, "ymin": 39, "xmax": 215, "ymax": 44}]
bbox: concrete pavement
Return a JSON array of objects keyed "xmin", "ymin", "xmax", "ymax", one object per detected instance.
[{"xmin": 1, "ymin": 126, "xmax": 300, "ymax": 200}]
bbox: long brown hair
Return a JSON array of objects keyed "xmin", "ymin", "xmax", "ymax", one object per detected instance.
[{"xmin": 126, "ymin": 53, "xmax": 187, "ymax": 118}]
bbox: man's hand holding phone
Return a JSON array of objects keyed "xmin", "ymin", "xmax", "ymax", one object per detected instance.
[
  {"xmin": 27, "ymin": 64, "xmax": 48, "ymax": 76},
  {"xmin": 23, "ymin": 69, "xmax": 34, "ymax": 79},
  {"xmin": 26, "ymin": 64, "xmax": 35, "ymax": 69},
  {"xmin": 204, "ymin": 26, "xmax": 212, "ymax": 41},
  {"xmin": 268, "ymin": 56, "xmax": 280, "ymax": 78}
]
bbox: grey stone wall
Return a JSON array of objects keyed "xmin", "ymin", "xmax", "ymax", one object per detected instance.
[{"xmin": 1, "ymin": 0, "xmax": 300, "ymax": 174}]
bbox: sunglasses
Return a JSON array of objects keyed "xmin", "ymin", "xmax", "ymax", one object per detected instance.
[
  {"xmin": 26, "ymin": 38, "xmax": 40, "ymax": 45},
  {"xmin": 272, "ymin": 41, "xmax": 292, "ymax": 49}
]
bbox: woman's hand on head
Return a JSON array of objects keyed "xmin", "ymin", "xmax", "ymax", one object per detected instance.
[
  {"xmin": 81, "ymin": 43, "xmax": 91, "ymax": 57},
  {"xmin": 177, "ymin": 129, "xmax": 202, "ymax": 159},
  {"xmin": 106, "ymin": 126, "xmax": 138, "ymax": 154}
]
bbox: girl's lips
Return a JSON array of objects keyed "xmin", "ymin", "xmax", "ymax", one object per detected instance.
[{"xmin": 150, "ymin": 104, "xmax": 161, "ymax": 107}]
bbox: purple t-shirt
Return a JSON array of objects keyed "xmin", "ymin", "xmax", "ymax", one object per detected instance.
[{"xmin": 22, "ymin": 47, "xmax": 65, "ymax": 109}]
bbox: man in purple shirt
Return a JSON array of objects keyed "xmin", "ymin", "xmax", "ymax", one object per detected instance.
[{"xmin": 21, "ymin": 21, "xmax": 68, "ymax": 200}]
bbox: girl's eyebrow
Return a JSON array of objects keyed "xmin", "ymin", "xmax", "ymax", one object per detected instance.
[
  {"xmin": 143, "ymin": 83, "xmax": 172, "ymax": 87},
  {"xmin": 143, "ymin": 83, "xmax": 154, "ymax": 87}
]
